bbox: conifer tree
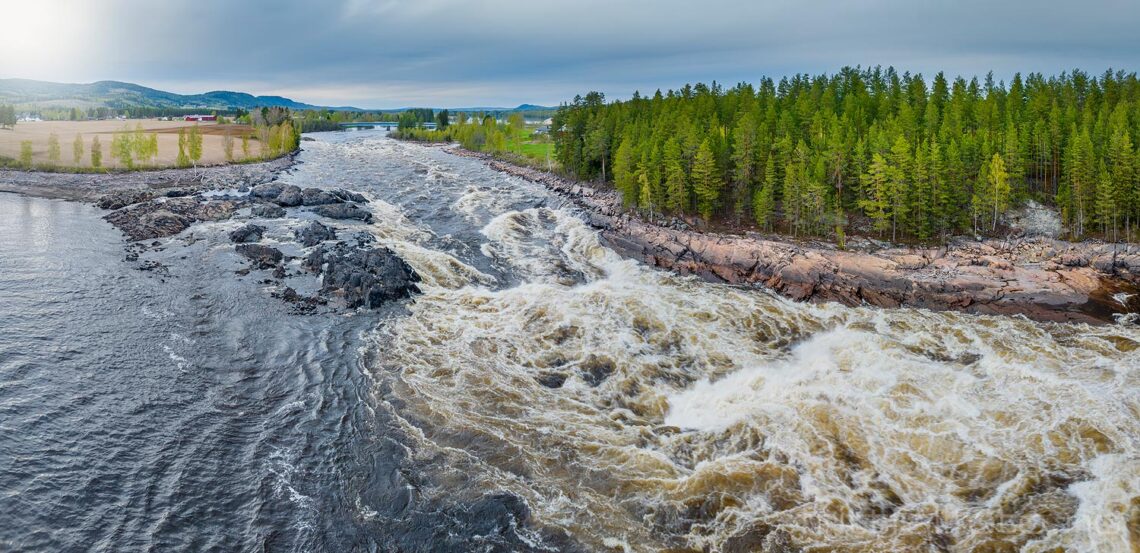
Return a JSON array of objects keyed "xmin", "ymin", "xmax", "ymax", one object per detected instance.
[
  {"xmin": 612, "ymin": 136, "xmax": 637, "ymax": 206},
  {"xmin": 753, "ymin": 156, "xmax": 776, "ymax": 230},
  {"xmin": 691, "ymin": 139, "xmax": 720, "ymax": 221}
]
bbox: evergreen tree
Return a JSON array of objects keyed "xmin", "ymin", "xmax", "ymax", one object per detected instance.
[
  {"xmin": 691, "ymin": 139, "xmax": 720, "ymax": 221},
  {"xmin": 730, "ymin": 112, "xmax": 758, "ymax": 218},
  {"xmin": 984, "ymin": 153, "xmax": 1011, "ymax": 231},
  {"xmin": 663, "ymin": 138, "xmax": 687, "ymax": 213},
  {"xmin": 860, "ymin": 153, "xmax": 892, "ymax": 237},
  {"xmin": 612, "ymin": 136, "xmax": 637, "ymax": 206},
  {"xmin": 753, "ymin": 156, "xmax": 776, "ymax": 230}
]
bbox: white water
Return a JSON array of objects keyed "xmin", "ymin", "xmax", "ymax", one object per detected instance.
[{"xmin": 327, "ymin": 135, "xmax": 1140, "ymax": 552}]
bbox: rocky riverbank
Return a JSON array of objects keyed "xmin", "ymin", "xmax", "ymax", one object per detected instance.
[
  {"xmin": 451, "ymin": 148, "xmax": 1140, "ymax": 324},
  {"xmin": 0, "ymin": 155, "xmax": 297, "ymax": 201}
]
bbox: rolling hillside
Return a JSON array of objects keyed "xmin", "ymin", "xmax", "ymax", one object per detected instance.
[{"xmin": 0, "ymin": 79, "xmax": 360, "ymax": 111}]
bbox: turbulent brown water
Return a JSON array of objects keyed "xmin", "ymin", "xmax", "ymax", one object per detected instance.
[
  {"xmin": 335, "ymin": 134, "xmax": 1139, "ymax": 552},
  {"xmin": 2, "ymin": 129, "xmax": 1138, "ymax": 552}
]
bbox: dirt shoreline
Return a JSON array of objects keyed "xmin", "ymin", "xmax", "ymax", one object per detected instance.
[
  {"xmin": 448, "ymin": 147, "xmax": 1140, "ymax": 325},
  {"xmin": 0, "ymin": 155, "xmax": 297, "ymax": 201}
]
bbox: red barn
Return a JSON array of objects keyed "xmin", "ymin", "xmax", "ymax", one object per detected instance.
[{"xmin": 184, "ymin": 115, "xmax": 217, "ymax": 122}]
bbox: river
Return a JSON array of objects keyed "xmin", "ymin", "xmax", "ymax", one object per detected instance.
[{"xmin": 1, "ymin": 129, "xmax": 1137, "ymax": 552}]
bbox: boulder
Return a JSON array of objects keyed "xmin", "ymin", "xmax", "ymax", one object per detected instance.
[
  {"xmin": 273, "ymin": 185, "xmax": 304, "ymax": 207},
  {"xmin": 300, "ymin": 188, "xmax": 341, "ymax": 206},
  {"xmin": 229, "ymin": 223, "xmax": 266, "ymax": 243},
  {"xmin": 330, "ymin": 189, "xmax": 368, "ymax": 203},
  {"xmin": 250, "ymin": 183, "xmax": 285, "ymax": 199},
  {"xmin": 250, "ymin": 203, "xmax": 287, "ymax": 218},
  {"xmin": 295, "ymin": 221, "xmax": 336, "ymax": 247},
  {"xmin": 311, "ymin": 202, "xmax": 373, "ymax": 222}
]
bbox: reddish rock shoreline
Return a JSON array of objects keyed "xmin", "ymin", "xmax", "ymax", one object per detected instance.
[{"xmin": 449, "ymin": 147, "xmax": 1140, "ymax": 325}]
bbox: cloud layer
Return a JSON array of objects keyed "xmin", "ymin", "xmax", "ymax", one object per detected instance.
[{"xmin": 3, "ymin": 0, "xmax": 1138, "ymax": 108}]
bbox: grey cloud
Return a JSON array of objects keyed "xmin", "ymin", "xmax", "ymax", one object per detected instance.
[{"xmin": 5, "ymin": 0, "xmax": 1139, "ymax": 107}]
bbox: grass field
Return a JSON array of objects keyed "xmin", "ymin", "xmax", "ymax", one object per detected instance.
[
  {"xmin": 504, "ymin": 127, "xmax": 555, "ymax": 166},
  {"xmin": 0, "ymin": 119, "xmax": 266, "ymax": 170}
]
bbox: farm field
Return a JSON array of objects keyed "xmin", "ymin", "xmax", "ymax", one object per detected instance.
[{"xmin": 0, "ymin": 119, "xmax": 265, "ymax": 169}]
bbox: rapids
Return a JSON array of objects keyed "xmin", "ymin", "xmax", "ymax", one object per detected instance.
[
  {"xmin": 333, "ymin": 133, "xmax": 1139, "ymax": 552},
  {"xmin": 2, "ymin": 129, "xmax": 1137, "ymax": 552}
]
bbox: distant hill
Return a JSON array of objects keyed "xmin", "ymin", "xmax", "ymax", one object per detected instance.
[
  {"xmin": 0, "ymin": 78, "xmax": 556, "ymax": 113},
  {"xmin": 0, "ymin": 78, "xmax": 364, "ymax": 111}
]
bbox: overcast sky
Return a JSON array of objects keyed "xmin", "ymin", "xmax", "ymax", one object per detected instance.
[{"xmin": 2, "ymin": 0, "xmax": 1138, "ymax": 108}]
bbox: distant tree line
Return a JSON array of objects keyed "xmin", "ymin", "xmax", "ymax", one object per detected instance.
[{"xmin": 553, "ymin": 67, "xmax": 1140, "ymax": 243}]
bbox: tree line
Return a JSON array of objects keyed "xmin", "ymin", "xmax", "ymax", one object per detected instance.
[{"xmin": 552, "ymin": 67, "xmax": 1140, "ymax": 243}]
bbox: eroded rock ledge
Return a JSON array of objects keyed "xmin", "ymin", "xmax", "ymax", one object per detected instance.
[{"xmin": 453, "ymin": 148, "xmax": 1140, "ymax": 324}]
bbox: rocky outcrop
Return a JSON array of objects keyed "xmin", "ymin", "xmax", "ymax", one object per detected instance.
[
  {"xmin": 250, "ymin": 182, "xmax": 368, "ymax": 208},
  {"xmin": 235, "ymin": 244, "xmax": 284, "ymax": 269},
  {"xmin": 99, "ymin": 180, "xmax": 370, "ymax": 241},
  {"xmin": 311, "ymin": 202, "xmax": 373, "ymax": 222},
  {"xmin": 455, "ymin": 149, "xmax": 1140, "ymax": 325},
  {"xmin": 103, "ymin": 196, "xmax": 244, "ymax": 241},
  {"xmin": 295, "ymin": 221, "xmax": 336, "ymax": 247},
  {"xmin": 303, "ymin": 243, "xmax": 421, "ymax": 308}
]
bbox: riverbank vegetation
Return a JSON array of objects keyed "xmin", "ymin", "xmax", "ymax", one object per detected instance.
[
  {"xmin": 393, "ymin": 112, "xmax": 556, "ymax": 169},
  {"xmin": 553, "ymin": 67, "xmax": 1140, "ymax": 243}
]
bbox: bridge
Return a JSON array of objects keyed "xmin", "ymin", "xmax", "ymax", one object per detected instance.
[{"xmin": 337, "ymin": 122, "xmax": 437, "ymax": 130}]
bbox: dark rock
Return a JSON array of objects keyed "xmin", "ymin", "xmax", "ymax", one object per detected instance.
[
  {"xmin": 300, "ymin": 187, "xmax": 341, "ymax": 206},
  {"xmin": 330, "ymin": 188, "xmax": 368, "ymax": 203},
  {"xmin": 163, "ymin": 188, "xmax": 194, "ymax": 198},
  {"xmin": 250, "ymin": 203, "xmax": 286, "ymax": 218},
  {"xmin": 303, "ymin": 243, "xmax": 420, "ymax": 308},
  {"xmin": 235, "ymin": 244, "xmax": 284, "ymax": 269},
  {"xmin": 351, "ymin": 231, "xmax": 377, "ymax": 247},
  {"xmin": 273, "ymin": 185, "xmax": 304, "ymax": 207},
  {"xmin": 104, "ymin": 196, "xmax": 244, "ymax": 241},
  {"xmin": 311, "ymin": 202, "xmax": 373, "ymax": 222},
  {"xmin": 228, "ymin": 223, "xmax": 266, "ymax": 243},
  {"xmin": 97, "ymin": 190, "xmax": 154, "ymax": 210},
  {"xmin": 579, "ymin": 354, "xmax": 615, "ymax": 387},
  {"xmin": 250, "ymin": 183, "xmax": 284, "ymax": 199},
  {"xmin": 535, "ymin": 372, "xmax": 567, "ymax": 389},
  {"xmin": 295, "ymin": 221, "xmax": 336, "ymax": 247}
]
